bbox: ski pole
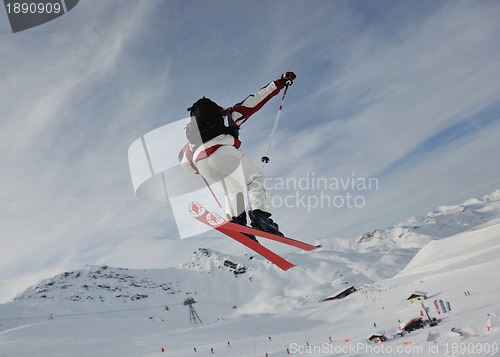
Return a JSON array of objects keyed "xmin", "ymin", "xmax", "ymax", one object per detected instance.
[{"xmin": 261, "ymin": 85, "xmax": 289, "ymax": 164}]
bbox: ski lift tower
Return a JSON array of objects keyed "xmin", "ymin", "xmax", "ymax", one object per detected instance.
[{"xmin": 184, "ymin": 297, "xmax": 203, "ymax": 325}]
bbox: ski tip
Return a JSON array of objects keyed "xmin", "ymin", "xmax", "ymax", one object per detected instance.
[
  {"xmin": 282, "ymin": 264, "xmax": 296, "ymax": 271},
  {"xmin": 315, "ymin": 244, "xmax": 323, "ymax": 249}
]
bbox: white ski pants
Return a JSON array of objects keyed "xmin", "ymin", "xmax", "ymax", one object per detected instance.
[{"xmin": 196, "ymin": 145, "xmax": 271, "ymax": 219}]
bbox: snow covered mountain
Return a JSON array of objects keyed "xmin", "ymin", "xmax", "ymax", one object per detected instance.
[
  {"xmin": 1, "ymin": 190, "xmax": 499, "ymax": 356},
  {"xmin": 356, "ymin": 189, "xmax": 500, "ymax": 251}
]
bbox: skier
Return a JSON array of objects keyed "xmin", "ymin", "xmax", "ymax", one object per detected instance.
[{"xmin": 179, "ymin": 72, "xmax": 296, "ymax": 237}]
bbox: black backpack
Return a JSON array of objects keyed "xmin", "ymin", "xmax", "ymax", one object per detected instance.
[{"xmin": 185, "ymin": 97, "xmax": 238, "ymax": 146}]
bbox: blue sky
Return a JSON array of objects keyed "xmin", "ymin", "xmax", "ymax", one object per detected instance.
[{"xmin": 1, "ymin": 0, "xmax": 500, "ymax": 301}]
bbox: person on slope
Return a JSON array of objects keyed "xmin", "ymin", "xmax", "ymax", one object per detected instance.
[{"xmin": 178, "ymin": 72, "xmax": 296, "ymax": 238}]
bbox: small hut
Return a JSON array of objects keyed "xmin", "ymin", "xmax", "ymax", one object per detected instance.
[
  {"xmin": 320, "ymin": 286, "xmax": 356, "ymax": 302},
  {"xmin": 404, "ymin": 318, "xmax": 424, "ymax": 332},
  {"xmin": 406, "ymin": 291, "xmax": 428, "ymax": 303},
  {"xmin": 367, "ymin": 334, "xmax": 387, "ymax": 343}
]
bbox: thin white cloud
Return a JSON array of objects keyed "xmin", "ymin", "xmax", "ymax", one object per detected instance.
[{"xmin": 239, "ymin": 0, "xmax": 500, "ymax": 238}]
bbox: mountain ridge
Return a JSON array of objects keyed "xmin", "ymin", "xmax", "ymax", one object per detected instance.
[
  {"xmin": 355, "ymin": 189, "xmax": 500, "ymax": 251},
  {"xmin": 8, "ymin": 189, "xmax": 500, "ymax": 312}
]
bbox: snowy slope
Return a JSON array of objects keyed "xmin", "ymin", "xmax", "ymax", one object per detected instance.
[{"xmin": 1, "ymin": 191, "xmax": 500, "ymax": 356}]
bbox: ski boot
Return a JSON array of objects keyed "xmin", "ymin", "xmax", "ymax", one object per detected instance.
[
  {"xmin": 249, "ymin": 210, "xmax": 284, "ymax": 237},
  {"xmin": 230, "ymin": 212, "xmax": 259, "ymax": 243}
]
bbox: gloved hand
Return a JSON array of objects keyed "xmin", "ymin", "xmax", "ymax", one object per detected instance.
[{"xmin": 279, "ymin": 72, "xmax": 296, "ymax": 86}]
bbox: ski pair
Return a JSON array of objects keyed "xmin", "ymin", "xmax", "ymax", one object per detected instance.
[{"xmin": 188, "ymin": 202, "xmax": 319, "ymax": 271}]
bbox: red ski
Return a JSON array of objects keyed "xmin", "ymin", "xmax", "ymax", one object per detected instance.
[
  {"xmin": 216, "ymin": 214, "xmax": 318, "ymax": 251},
  {"xmin": 188, "ymin": 202, "xmax": 319, "ymax": 271}
]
